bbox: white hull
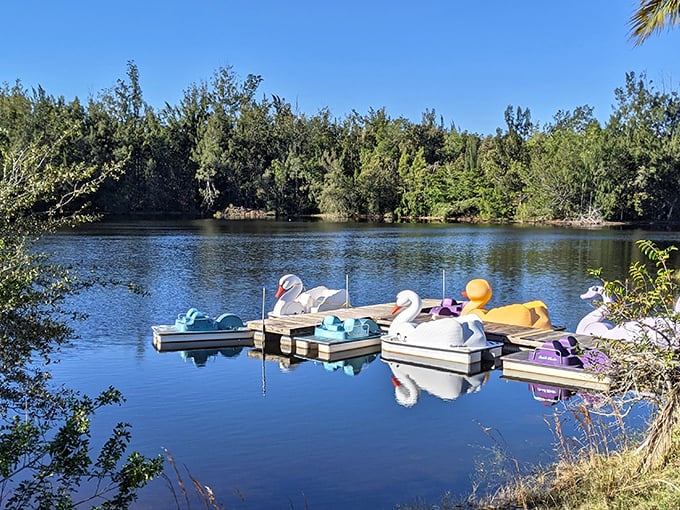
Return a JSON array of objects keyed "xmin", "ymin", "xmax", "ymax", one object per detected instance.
[
  {"xmin": 152, "ymin": 325, "xmax": 254, "ymax": 352},
  {"xmin": 381, "ymin": 335, "xmax": 503, "ymax": 365},
  {"xmin": 293, "ymin": 334, "xmax": 382, "ymax": 358}
]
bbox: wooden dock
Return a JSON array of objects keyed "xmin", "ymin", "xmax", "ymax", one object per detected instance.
[
  {"xmin": 482, "ymin": 322, "xmax": 595, "ymax": 351},
  {"xmin": 245, "ymin": 299, "xmax": 441, "ymax": 354},
  {"xmin": 245, "ymin": 301, "xmax": 609, "ymax": 392},
  {"xmin": 245, "ymin": 301, "xmax": 596, "ymax": 355}
]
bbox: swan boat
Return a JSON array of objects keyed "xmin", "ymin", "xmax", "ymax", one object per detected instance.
[
  {"xmin": 293, "ymin": 315, "xmax": 383, "ymax": 360},
  {"xmin": 576, "ymin": 285, "xmax": 680, "ymax": 349},
  {"xmin": 381, "ymin": 290, "xmax": 503, "ymax": 365},
  {"xmin": 152, "ymin": 308, "xmax": 254, "ymax": 352},
  {"xmin": 501, "ymin": 335, "xmax": 611, "ymax": 391},
  {"xmin": 269, "ymin": 274, "xmax": 350, "ymax": 317}
]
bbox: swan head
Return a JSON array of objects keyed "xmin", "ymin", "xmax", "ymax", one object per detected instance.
[
  {"xmin": 392, "ymin": 290, "xmax": 422, "ymax": 314},
  {"xmin": 275, "ymin": 274, "xmax": 303, "ymax": 298},
  {"xmin": 462, "ymin": 279, "xmax": 492, "ymax": 303},
  {"xmin": 580, "ymin": 285, "xmax": 604, "ymax": 301}
]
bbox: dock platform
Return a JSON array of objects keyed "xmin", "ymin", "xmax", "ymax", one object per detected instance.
[
  {"xmin": 246, "ymin": 299, "xmax": 441, "ymax": 354},
  {"xmin": 245, "ymin": 302, "xmax": 609, "ymax": 392},
  {"xmin": 483, "ymin": 322, "xmax": 596, "ymax": 351}
]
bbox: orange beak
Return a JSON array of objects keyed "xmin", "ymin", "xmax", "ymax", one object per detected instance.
[
  {"xmin": 391, "ymin": 304, "xmax": 402, "ymax": 314},
  {"xmin": 461, "ymin": 290, "xmax": 468, "ymax": 298},
  {"xmin": 275, "ymin": 285, "xmax": 285, "ymax": 298},
  {"xmin": 391, "ymin": 376, "xmax": 401, "ymax": 388}
]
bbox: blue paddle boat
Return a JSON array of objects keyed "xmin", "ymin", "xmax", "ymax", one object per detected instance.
[
  {"xmin": 152, "ymin": 308, "xmax": 254, "ymax": 352},
  {"xmin": 293, "ymin": 315, "xmax": 384, "ymax": 359}
]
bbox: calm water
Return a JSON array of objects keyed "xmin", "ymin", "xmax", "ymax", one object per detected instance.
[{"xmin": 41, "ymin": 220, "xmax": 680, "ymax": 509}]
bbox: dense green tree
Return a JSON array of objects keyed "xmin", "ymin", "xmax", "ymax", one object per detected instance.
[
  {"xmin": 602, "ymin": 72, "xmax": 680, "ymax": 221},
  {"xmin": 431, "ymin": 129, "xmax": 485, "ymax": 218},
  {"xmin": 397, "ymin": 146, "xmax": 429, "ymax": 218},
  {"xmin": 0, "ymin": 122, "xmax": 162, "ymax": 507},
  {"xmin": 522, "ymin": 107, "xmax": 603, "ymax": 220},
  {"xmin": 317, "ymin": 150, "xmax": 358, "ymax": 217},
  {"xmin": 478, "ymin": 106, "xmax": 533, "ymax": 219},
  {"xmin": 356, "ymin": 108, "xmax": 406, "ymax": 217}
]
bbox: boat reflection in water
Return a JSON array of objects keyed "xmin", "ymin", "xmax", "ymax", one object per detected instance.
[
  {"xmin": 295, "ymin": 346, "xmax": 380, "ymax": 377},
  {"xmin": 382, "ymin": 353, "xmax": 493, "ymax": 407},
  {"xmin": 321, "ymin": 353, "xmax": 378, "ymax": 376},
  {"xmin": 179, "ymin": 347, "xmax": 244, "ymax": 368},
  {"xmin": 528, "ymin": 382, "xmax": 576, "ymax": 406}
]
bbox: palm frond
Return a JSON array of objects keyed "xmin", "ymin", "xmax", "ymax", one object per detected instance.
[{"xmin": 629, "ymin": 0, "xmax": 680, "ymax": 45}]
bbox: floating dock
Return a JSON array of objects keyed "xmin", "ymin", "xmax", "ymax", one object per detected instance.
[
  {"xmin": 245, "ymin": 299, "xmax": 441, "ymax": 355},
  {"xmin": 245, "ymin": 301, "xmax": 610, "ymax": 392},
  {"xmin": 482, "ymin": 322, "xmax": 596, "ymax": 351}
]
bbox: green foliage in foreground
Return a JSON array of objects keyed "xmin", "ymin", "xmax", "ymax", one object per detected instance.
[{"xmin": 0, "ymin": 121, "xmax": 163, "ymax": 507}]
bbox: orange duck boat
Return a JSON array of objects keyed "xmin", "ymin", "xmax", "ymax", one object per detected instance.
[{"xmin": 460, "ymin": 278, "xmax": 552, "ymax": 330}]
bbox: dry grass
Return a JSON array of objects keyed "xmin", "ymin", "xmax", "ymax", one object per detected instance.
[{"xmin": 471, "ymin": 400, "xmax": 680, "ymax": 510}]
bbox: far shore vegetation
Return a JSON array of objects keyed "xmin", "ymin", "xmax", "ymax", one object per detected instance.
[{"xmin": 3, "ymin": 63, "xmax": 680, "ymax": 228}]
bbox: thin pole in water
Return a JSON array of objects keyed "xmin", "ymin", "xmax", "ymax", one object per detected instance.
[
  {"xmin": 346, "ymin": 273, "xmax": 350, "ymax": 308},
  {"xmin": 442, "ymin": 269, "xmax": 446, "ymax": 300},
  {"xmin": 261, "ymin": 287, "xmax": 266, "ymax": 397}
]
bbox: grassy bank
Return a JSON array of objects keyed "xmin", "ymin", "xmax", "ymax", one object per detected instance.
[{"xmin": 475, "ymin": 427, "xmax": 680, "ymax": 509}]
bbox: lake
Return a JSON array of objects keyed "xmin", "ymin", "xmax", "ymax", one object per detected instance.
[{"xmin": 41, "ymin": 219, "xmax": 680, "ymax": 509}]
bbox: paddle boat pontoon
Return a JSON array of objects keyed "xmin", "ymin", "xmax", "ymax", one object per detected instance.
[
  {"xmin": 381, "ymin": 290, "xmax": 503, "ymax": 365},
  {"xmin": 293, "ymin": 315, "xmax": 383, "ymax": 360},
  {"xmin": 152, "ymin": 308, "xmax": 254, "ymax": 352},
  {"xmin": 501, "ymin": 335, "xmax": 611, "ymax": 391}
]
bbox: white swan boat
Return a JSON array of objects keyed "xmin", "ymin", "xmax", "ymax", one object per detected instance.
[
  {"xmin": 152, "ymin": 308, "xmax": 254, "ymax": 352},
  {"xmin": 269, "ymin": 274, "xmax": 350, "ymax": 317},
  {"xmin": 380, "ymin": 290, "xmax": 503, "ymax": 365},
  {"xmin": 576, "ymin": 285, "xmax": 680, "ymax": 348}
]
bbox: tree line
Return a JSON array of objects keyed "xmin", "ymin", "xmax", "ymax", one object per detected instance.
[{"xmin": 2, "ymin": 62, "xmax": 680, "ymax": 224}]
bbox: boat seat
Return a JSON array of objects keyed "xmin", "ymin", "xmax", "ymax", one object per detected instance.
[
  {"xmin": 321, "ymin": 315, "xmax": 343, "ymax": 331},
  {"xmin": 343, "ymin": 318, "xmax": 357, "ymax": 333}
]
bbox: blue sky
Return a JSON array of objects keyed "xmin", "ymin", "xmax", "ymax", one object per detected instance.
[{"xmin": 2, "ymin": 1, "xmax": 679, "ymax": 134}]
